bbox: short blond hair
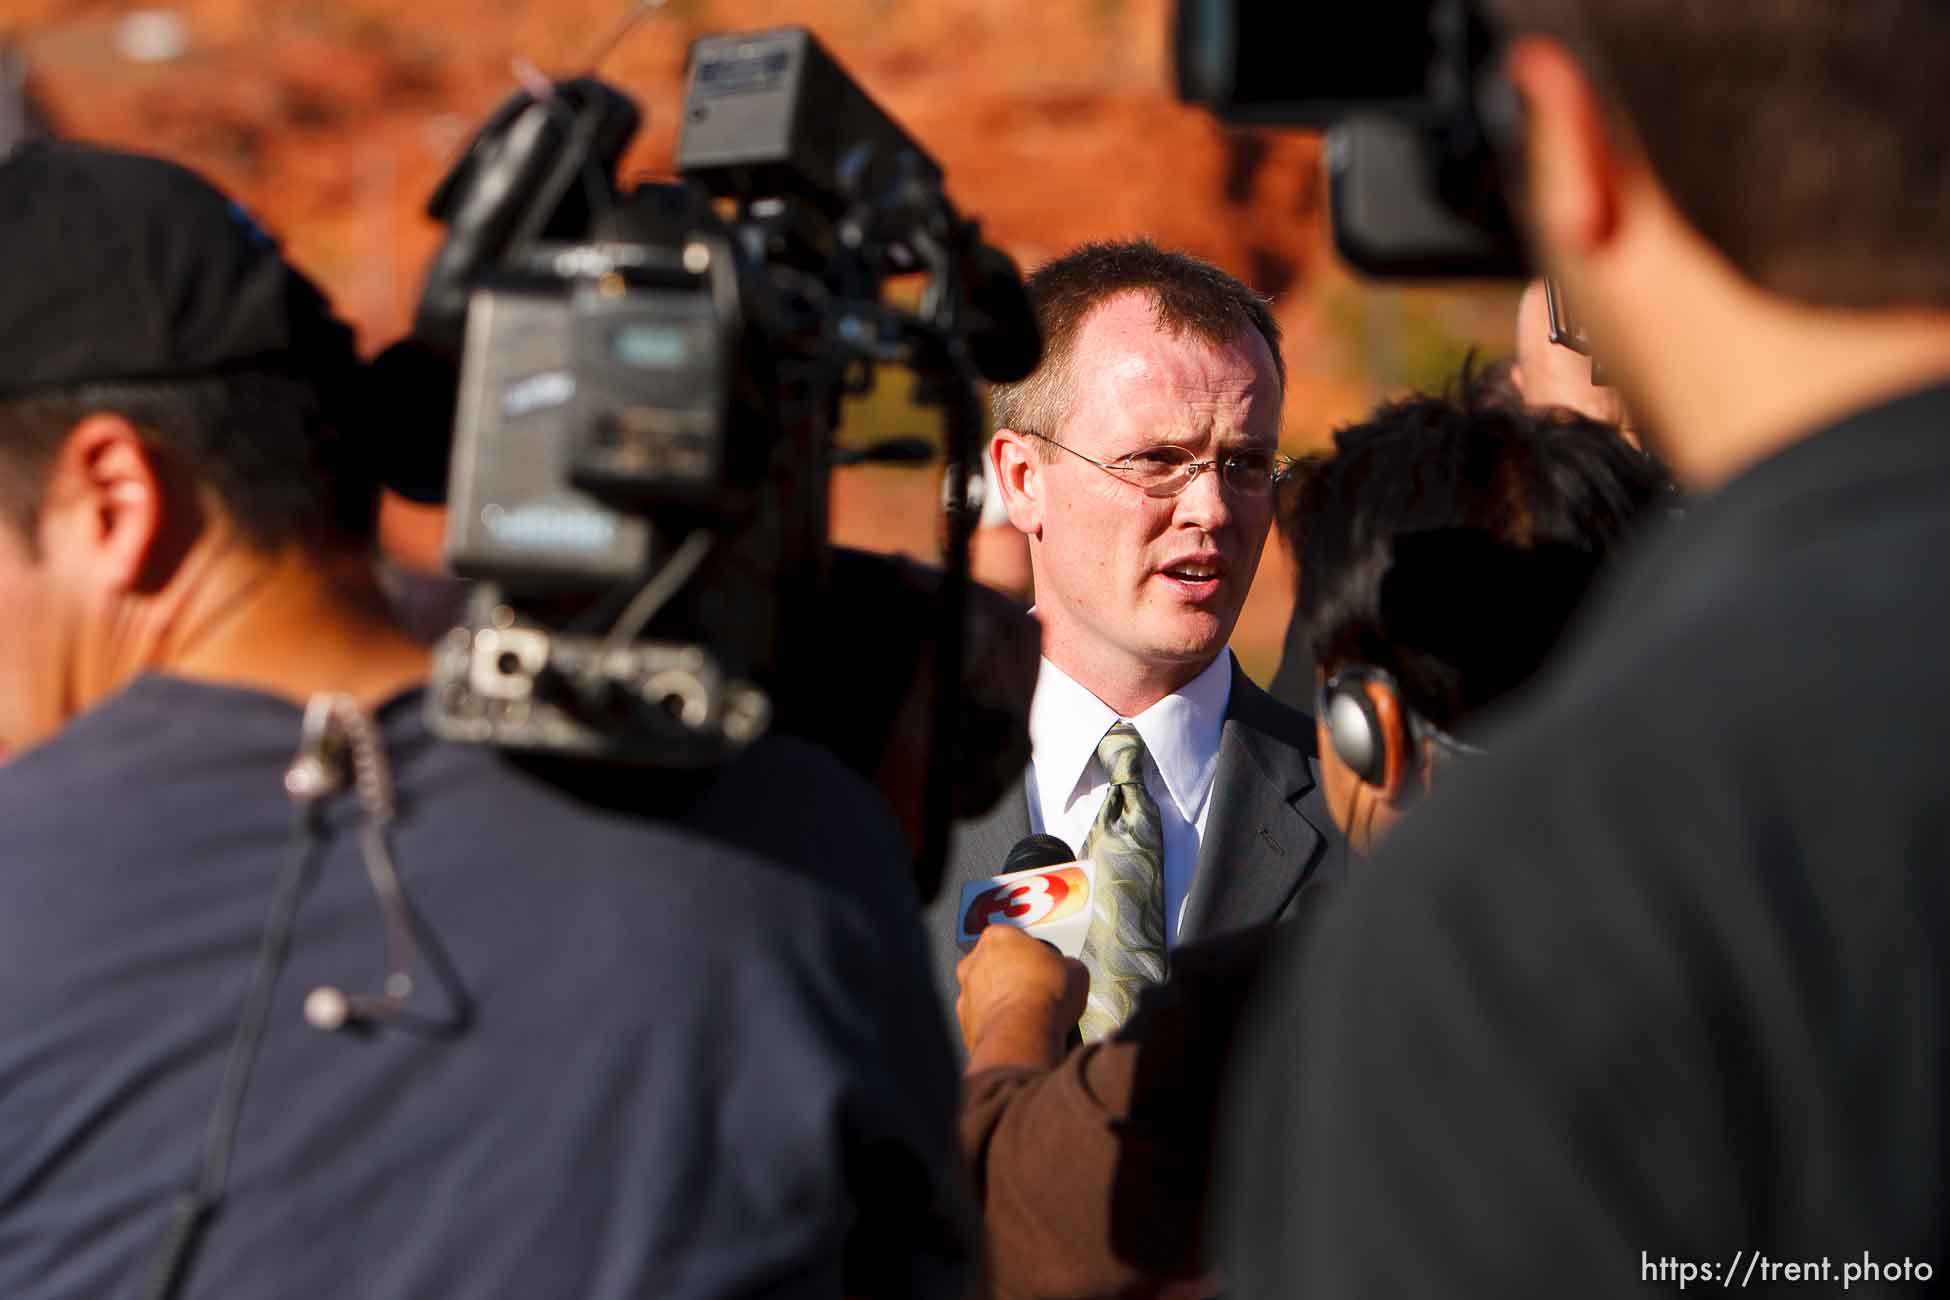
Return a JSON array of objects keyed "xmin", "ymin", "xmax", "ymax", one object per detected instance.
[{"xmin": 990, "ymin": 240, "xmax": 1284, "ymax": 459}]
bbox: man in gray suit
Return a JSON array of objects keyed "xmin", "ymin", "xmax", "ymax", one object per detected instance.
[{"xmin": 926, "ymin": 240, "xmax": 1342, "ymax": 1032}]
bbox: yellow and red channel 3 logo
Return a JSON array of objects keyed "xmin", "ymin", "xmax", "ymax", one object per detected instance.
[{"xmin": 961, "ymin": 867, "xmax": 1092, "ymax": 938}]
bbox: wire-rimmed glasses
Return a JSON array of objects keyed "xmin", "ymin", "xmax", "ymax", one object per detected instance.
[{"xmin": 1025, "ymin": 430, "xmax": 1292, "ymax": 498}]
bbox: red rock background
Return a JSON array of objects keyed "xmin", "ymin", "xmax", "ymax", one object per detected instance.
[{"xmin": 6, "ymin": 0, "xmax": 1517, "ymax": 679}]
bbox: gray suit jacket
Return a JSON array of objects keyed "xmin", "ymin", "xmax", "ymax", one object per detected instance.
[{"xmin": 925, "ymin": 656, "xmax": 1347, "ymax": 1026}]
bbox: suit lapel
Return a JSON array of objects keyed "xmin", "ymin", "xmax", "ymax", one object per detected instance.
[
  {"xmin": 945, "ymin": 785, "xmax": 1032, "ymax": 900},
  {"xmin": 1180, "ymin": 662, "xmax": 1339, "ymax": 942},
  {"xmin": 926, "ymin": 776, "xmax": 1033, "ymax": 1027}
]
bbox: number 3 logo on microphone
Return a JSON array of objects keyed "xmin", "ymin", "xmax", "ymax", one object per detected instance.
[{"xmin": 961, "ymin": 867, "xmax": 1090, "ymax": 939}]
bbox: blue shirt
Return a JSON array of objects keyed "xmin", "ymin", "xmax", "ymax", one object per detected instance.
[{"xmin": 0, "ymin": 676, "xmax": 969, "ymax": 1300}]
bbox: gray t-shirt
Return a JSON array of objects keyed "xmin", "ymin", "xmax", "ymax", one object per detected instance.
[{"xmin": 0, "ymin": 676, "xmax": 969, "ymax": 1300}]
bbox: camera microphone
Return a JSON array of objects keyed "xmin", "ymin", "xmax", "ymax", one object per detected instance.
[
  {"xmin": 364, "ymin": 339, "xmax": 459, "ymax": 505},
  {"xmin": 961, "ymin": 241, "xmax": 1042, "ymax": 384}
]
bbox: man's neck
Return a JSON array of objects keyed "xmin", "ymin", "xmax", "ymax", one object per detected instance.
[
  {"xmin": 1605, "ymin": 239, "xmax": 1950, "ymax": 491},
  {"xmin": 1039, "ymin": 642, "xmax": 1224, "ymax": 719},
  {"xmin": 92, "ymin": 539, "xmax": 430, "ymax": 714}
]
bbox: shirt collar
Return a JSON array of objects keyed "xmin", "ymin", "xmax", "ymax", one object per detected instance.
[{"xmin": 1028, "ymin": 649, "xmax": 1234, "ymax": 824}]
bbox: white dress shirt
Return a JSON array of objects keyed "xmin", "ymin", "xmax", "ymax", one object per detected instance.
[{"xmin": 1024, "ymin": 650, "xmax": 1233, "ymax": 946}]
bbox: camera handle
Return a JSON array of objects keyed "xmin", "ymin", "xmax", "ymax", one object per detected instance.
[
  {"xmin": 914, "ymin": 356, "xmax": 983, "ymax": 904},
  {"xmin": 414, "ymin": 78, "xmax": 640, "ymax": 355}
]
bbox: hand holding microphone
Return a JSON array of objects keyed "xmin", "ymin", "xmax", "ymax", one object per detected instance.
[
  {"xmin": 956, "ymin": 833, "xmax": 1094, "ymax": 1069},
  {"xmin": 956, "ymin": 922, "xmax": 1088, "ymax": 1073},
  {"xmin": 955, "ymin": 833, "xmax": 1096, "ymax": 957}
]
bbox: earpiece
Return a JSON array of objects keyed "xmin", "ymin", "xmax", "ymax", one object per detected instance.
[{"xmin": 303, "ymin": 982, "xmax": 411, "ymax": 1034}]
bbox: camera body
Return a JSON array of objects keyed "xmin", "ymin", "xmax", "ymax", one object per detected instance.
[
  {"xmin": 417, "ymin": 28, "xmax": 1033, "ymax": 767},
  {"xmin": 444, "ymin": 213, "xmax": 739, "ymax": 591},
  {"xmin": 1175, "ymin": 0, "xmax": 1526, "ymax": 278},
  {"xmin": 437, "ymin": 214, "xmax": 777, "ymax": 764}
]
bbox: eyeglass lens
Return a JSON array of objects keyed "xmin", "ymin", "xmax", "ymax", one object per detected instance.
[{"xmin": 1115, "ymin": 445, "xmax": 1281, "ymax": 496}]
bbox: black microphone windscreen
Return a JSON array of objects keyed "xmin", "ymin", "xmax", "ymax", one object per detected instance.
[
  {"xmin": 963, "ymin": 243, "xmax": 1043, "ymax": 384},
  {"xmin": 1002, "ymin": 833, "xmax": 1074, "ymax": 875},
  {"xmin": 364, "ymin": 340, "xmax": 459, "ymax": 505}
]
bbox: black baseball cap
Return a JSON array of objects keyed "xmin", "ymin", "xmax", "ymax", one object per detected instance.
[{"xmin": 0, "ymin": 139, "xmax": 360, "ymax": 397}]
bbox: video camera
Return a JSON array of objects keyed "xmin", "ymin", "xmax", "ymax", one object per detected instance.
[
  {"xmin": 405, "ymin": 26, "xmax": 1038, "ymax": 783},
  {"xmin": 1175, "ymin": 0, "xmax": 1526, "ymax": 279}
]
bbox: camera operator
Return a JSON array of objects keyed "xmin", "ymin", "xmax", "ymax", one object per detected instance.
[
  {"xmin": 1225, "ymin": 1, "xmax": 1950, "ymax": 1293},
  {"xmin": 0, "ymin": 140, "xmax": 971, "ymax": 1300},
  {"xmin": 952, "ymin": 381, "xmax": 1666, "ymax": 1299}
]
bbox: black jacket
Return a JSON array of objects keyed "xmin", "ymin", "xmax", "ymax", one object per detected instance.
[{"xmin": 1224, "ymin": 378, "xmax": 1950, "ymax": 1298}]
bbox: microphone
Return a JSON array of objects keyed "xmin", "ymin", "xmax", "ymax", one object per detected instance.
[
  {"xmin": 1002, "ymin": 832, "xmax": 1073, "ymax": 874},
  {"xmin": 363, "ymin": 339, "xmax": 460, "ymax": 505},
  {"xmin": 956, "ymin": 834, "xmax": 1096, "ymax": 956},
  {"xmin": 960, "ymin": 241, "xmax": 1043, "ymax": 384}
]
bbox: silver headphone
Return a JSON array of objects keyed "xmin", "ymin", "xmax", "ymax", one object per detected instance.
[{"xmin": 1319, "ymin": 664, "xmax": 1485, "ymax": 787}]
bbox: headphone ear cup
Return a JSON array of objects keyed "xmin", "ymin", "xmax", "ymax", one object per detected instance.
[{"xmin": 1326, "ymin": 682, "xmax": 1388, "ymax": 787}]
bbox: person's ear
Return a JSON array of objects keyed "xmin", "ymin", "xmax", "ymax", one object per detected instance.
[
  {"xmin": 1363, "ymin": 677, "xmax": 1413, "ymax": 805},
  {"xmin": 1505, "ymin": 36, "xmax": 1624, "ymax": 261},
  {"xmin": 39, "ymin": 414, "xmax": 170, "ymax": 594},
  {"xmin": 990, "ymin": 428, "xmax": 1045, "ymax": 537}
]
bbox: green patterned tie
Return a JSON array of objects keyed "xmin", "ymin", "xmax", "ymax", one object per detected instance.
[{"xmin": 1076, "ymin": 722, "xmax": 1168, "ymax": 1042}]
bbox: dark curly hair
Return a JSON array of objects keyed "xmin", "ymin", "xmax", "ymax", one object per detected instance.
[{"xmin": 1282, "ymin": 372, "xmax": 1672, "ymax": 732}]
